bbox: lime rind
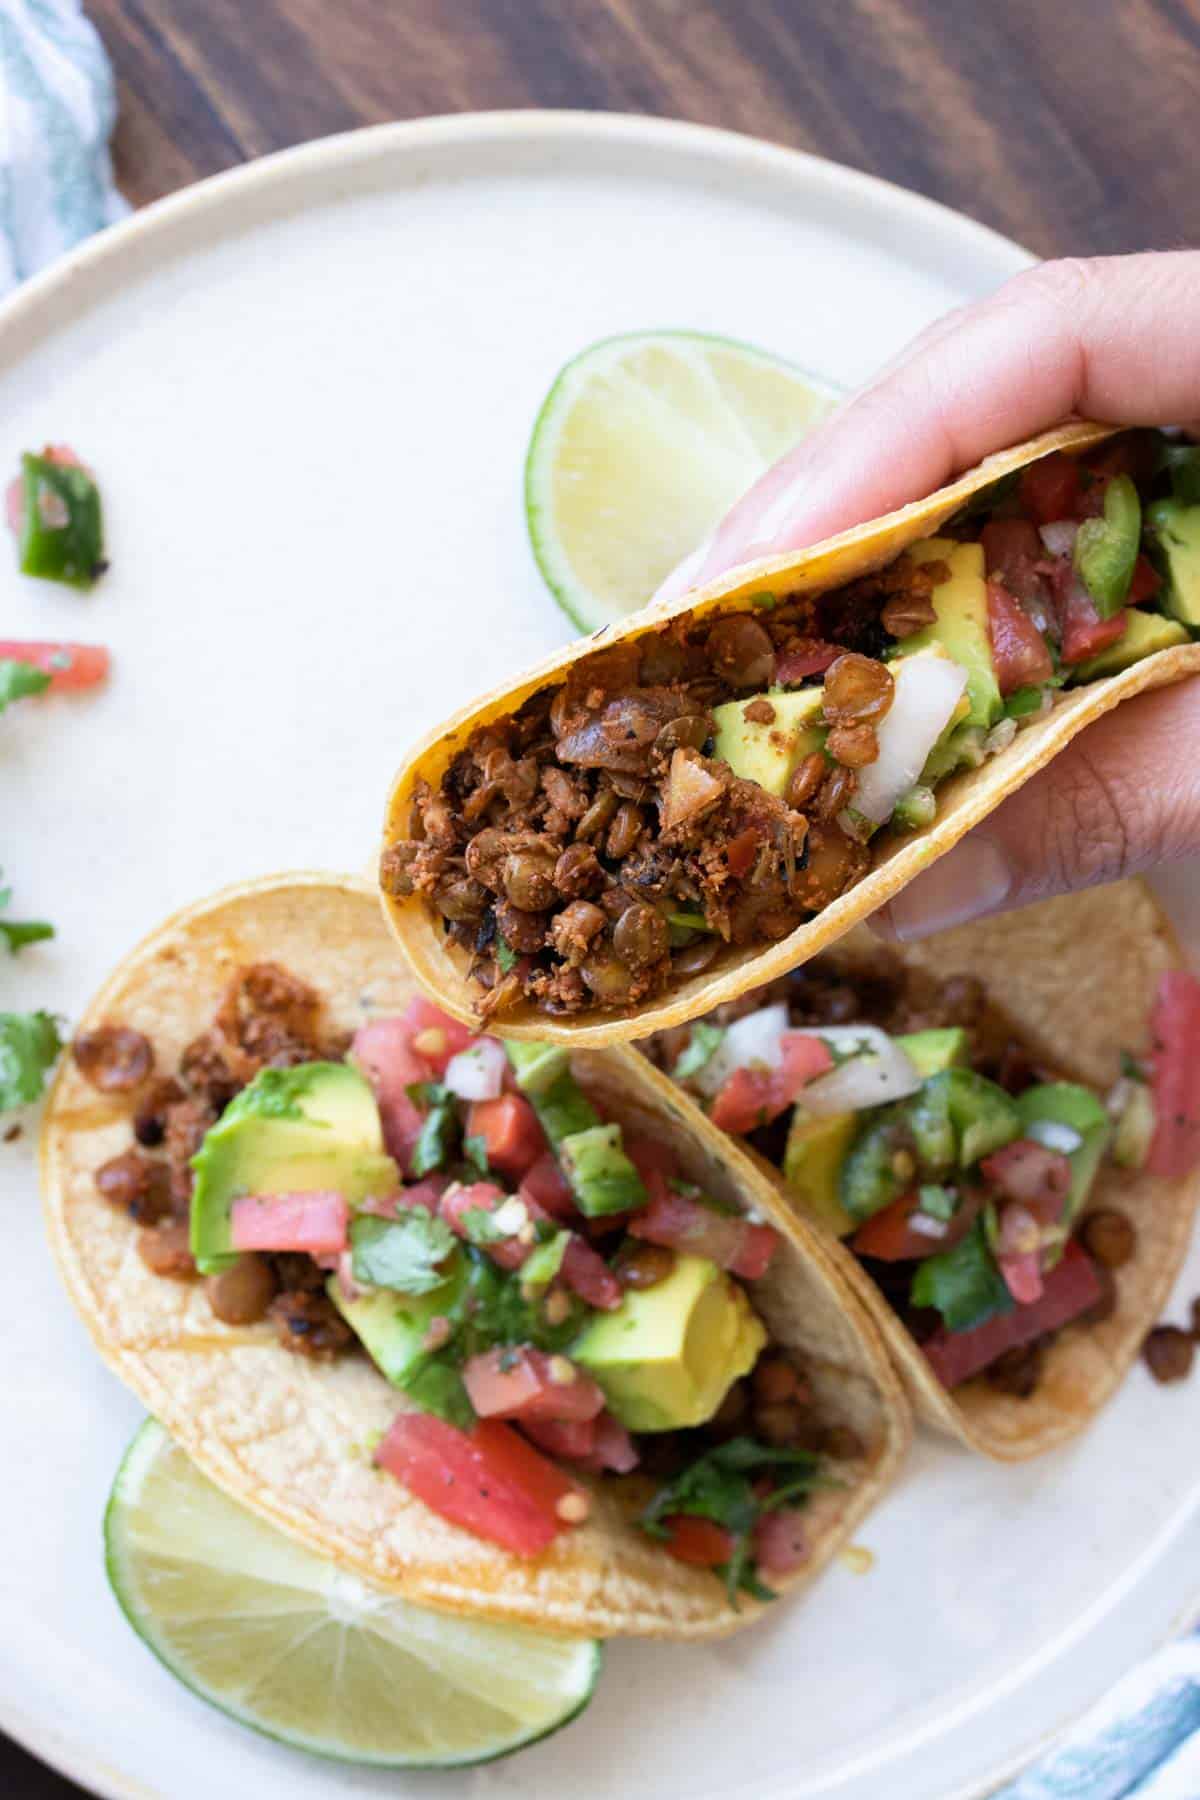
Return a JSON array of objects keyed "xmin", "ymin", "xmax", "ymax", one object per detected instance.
[
  {"xmin": 104, "ymin": 1418, "xmax": 601, "ymax": 1769},
  {"xmin": 525, "ymin": 328, "xmax": 843, "ymax": 633}
]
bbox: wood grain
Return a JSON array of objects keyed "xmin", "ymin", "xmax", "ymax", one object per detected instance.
[{"xmin": 11, "ymin": 1, "xmax": 1200, "ymax": 1794}]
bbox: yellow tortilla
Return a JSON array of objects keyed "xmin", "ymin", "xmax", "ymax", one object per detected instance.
[
  {"xmin": 381, "ymin": 421, "xmax": 1200, "ymax": 1044},
  {"xmin": 41, "ymin": 872, "xmax": 910, "ymax": 1637},
  {"xmin": 701, "ymin": 882, "xmax": 1200, "ymax": 1460}
]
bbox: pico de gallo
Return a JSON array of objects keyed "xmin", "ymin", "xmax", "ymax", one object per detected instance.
[
  {"xmin": 384, "ymin": 429, "xmax": 1199, "ymax": 1020},
  {"xmin": 74, "ymin": 967, "xmax": 863, "ymax": 1601},
  {"xmin": 645, "ymin": 951, "xmax": 1200, "ymax": 1399},
  {"xmin": 6, "ymin": 443, "xmax": 106, "ymax": 588}
]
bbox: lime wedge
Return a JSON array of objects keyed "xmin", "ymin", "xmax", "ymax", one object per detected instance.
[
  {"xmin": 105, "ymin": 1420, "xmax": 601, "ymax": 1767},
  {"xmin": 526, "ymin": 329, "xmax": 842, "ymax": 630}
]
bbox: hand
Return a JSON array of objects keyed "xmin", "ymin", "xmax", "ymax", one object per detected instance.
[{"xmin": 657, "ymin": 253, "xmax": 1200, "ymax": 940}]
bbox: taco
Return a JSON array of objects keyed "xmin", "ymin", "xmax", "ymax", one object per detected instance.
[
  {"xmin": 42, "ymin": 872, "xmax": 909, "ymax": 1637},
  {"xmin": 640, "ymin": 881, "xmax": 1200, "ymax": 1459},
  {"xmin": 381, "ymin": 424, "xmax": 1200, "ymax": 1044}
]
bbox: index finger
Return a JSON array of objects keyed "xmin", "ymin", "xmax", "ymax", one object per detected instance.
[{"xmin": 691, "ymin": 251, "xmax": 1200, "ymax": 588}]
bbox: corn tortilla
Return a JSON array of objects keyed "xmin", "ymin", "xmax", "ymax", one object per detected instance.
[
  {"xmin": 41, "ymin": 872, "xmax": 911, "ymax": 1637},
  {"xmin": 382, "ymin": 422, "xmax": 1200, "ymax": 1044}
]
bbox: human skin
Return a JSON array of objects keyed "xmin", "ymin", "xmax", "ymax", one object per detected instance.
[{"xmin": 656, "ymin": 254, "xmax": 1200, "ymax": 941}]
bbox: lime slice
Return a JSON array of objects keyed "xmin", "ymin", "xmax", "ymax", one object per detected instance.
[
  {"xmin": 105, "ymin": 1420, "xmax": 601, "ymax": 1767},
  {"xmin": 526, "ymin": 329, "xmax": 842, "ymax": 630}
]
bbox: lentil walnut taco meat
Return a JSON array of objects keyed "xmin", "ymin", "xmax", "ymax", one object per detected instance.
[
  {"xmin": 41, "ymin": 873, "xmax": 909, "ymax": 1637},
  {"xmin": 381, "ymin": 423, "xmax": 1200, "ymax": 1044},
  {"xmin": 642, "ymin": 882, "xmax": 1200, "ymax": 1460}
]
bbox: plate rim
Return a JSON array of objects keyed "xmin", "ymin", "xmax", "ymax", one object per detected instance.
[{"xmin": 7, "ymin": 104, "xmax": 1154, "ymax": 1800}]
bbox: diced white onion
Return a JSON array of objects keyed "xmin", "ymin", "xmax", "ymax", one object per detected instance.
[
  {"xmin": 693, "ymin": 1003, "xmax": 790, "ymax": 1098},
  {"xmin": 1038, "ymin": 519, "xmax": 1077, "ymax": 558},
  {"xmin": 854, "ymin": 652, "xmax": 970, "ymax": 825},
  {"xmin": 803, "ymin": 1025, "xmax": 922, "ymax": 1115},
  {"xmin": 443, "ymin": 1037, "xmax": 507, "ymax": 1100},
  {"xmin": 909, "ymin": 1212, "xmax": 949, "ymax": 1241},
  {"xmin": 1025, "ymin": 1118, "xmax": 1082, "ymax": 1155},
  {"xmin": 984, "ymin": 717, "xmax": 1018, "ymax": 756}
]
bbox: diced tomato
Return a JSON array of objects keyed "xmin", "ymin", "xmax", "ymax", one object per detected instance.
[
  {"xmin": 726, "ymin": 829, "xmax": 759, "ymax": 879},
  {"xmin": 397, "ymin": 996, "xmax": 477, "ymax": 1075},
  {"xmin": 998, "ymin": 1249, "xmax": 1043, "ymax": 1306},
  {"xmin": 780, "ymin": 1029, "xmax": 834, "ymax": 1091},
  {"xmin": 1019, "ymin": 451, "xmax": 1082, "ymax": 526},
  {"xmin": 625, "ymin": 1136, "xmax": 680, "ymax": 1185},
  {"xmin": 776, "ymin": 640, "xmax": 840, "ymax": 683},
  {"xmin": 629, "ymin": 1183, "xmax": 780, "ymax": 1279},
  {"xmin": 980, "ymin": 1140, "xmax": 1071, "ymax": 1220},
  {"xmin": 519, "ymin": 1416, "xmax": 596, "ymax": 1460},
  {"xmin": 709, "ymin": 1032, "xmax": 831, "ymax": 1135},
  {"xmin": 518, "ymin": 1152, "xmax": 578, "ymax": 1221},
  {"xmin": 376, "ymin": 1414, "xmax": 582, "ymax": 1557},
  {"xmin": 1057, "ymin": 573, "xmax": 1128, "ymax": 664},
  {"xmin": 986, "ymin": 580, "xmax": 1054, "ymax": 695},
  {"xmin": 580, "ymin": 1411, "xmax": 640, "ymax": 1474},
  {"xmin": 851, "ymin": 1191, "xmax": 980, "ymax": 1262},
  {"xmin": 351, "ymin": 1018, "xmax": 432, "ymax": 1172},
  {"xmin": 753, "ymin": 1507, "xmax": 808, "ymax": 1577},
  {"xmin": 560, "ymin": 1234, "xmax": 624, "ymax": 1309},
  {"xmin": 230, "ymin": 1190, "xmax": 348, "ymax": 1256},
  {"xmin": 1127, "ymin": 555, "xmax": 1162, "ymax": 608},
  {"xmin": 467, "ymin": 1094, "xmax": 546, "ymax": 1179},
  {"xmin": 0, "ymin": 640, "xmax": 109, "ymax": 691},
  {"xmin": 922, "ymin": 1240, "xmax": 1103, "ymax": 1389},
  {"xmin": 395, "ymin": 1175, "xmax": 450, "ymax": 1213},
  {"xmin": 1148, "ymin": 971, "xmax": 1200, "ymax": 1177},
  {"xmin": 462, "ymin": 1347, "xmax": 605, "ymax": 1424},
  {"xmin": 441, "ymin": 1180, "xmax": 533, "ymax": 1270},
  {"xmin": 662, "ymin": 1515, "xmax": 733, "ymax": 1568},
  {"xmin": 981, "ymin": 517, "xmax": 1048, "ymax": 606}
]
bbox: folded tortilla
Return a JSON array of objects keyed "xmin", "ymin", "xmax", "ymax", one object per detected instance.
[
  {"xmin": 382, "ymin": 422, "xmax": 1200, "ymax": 1045},
  {"xmin": 725, "ymin": 882, "xmax": 1200, "ymax": 1460},
  {"xmin": 41, "ymin": 872, "xmax": 910, "ymax": 1637}
]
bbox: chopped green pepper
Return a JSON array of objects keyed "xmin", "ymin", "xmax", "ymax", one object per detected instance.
[
  {"xmin": 15, "ymin": 452, "xmax": 105, "ymax": 589},
  {"xmin": 1073, "ymin": 473, "xmax": 1141, "ymax": 618}
]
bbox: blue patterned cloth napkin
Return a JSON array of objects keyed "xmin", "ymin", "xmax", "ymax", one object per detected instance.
[
  {"xmin": 0, "ymin": 0, "xmax": 126, "ymax": 292},
  {"xmin": 1, "ymin": 6, "xmax": 1197, "ymax": 1796}
]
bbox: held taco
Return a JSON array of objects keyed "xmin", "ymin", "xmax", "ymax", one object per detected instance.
[
  {"xmin": 641, "ymin": 882, "xmax": 1200, "ymax": 1460},
  {"xmin": 42, "ymin": 873, "xmax": 909, "ymax": 1637},
  {"xmin": 381, "ymin": 424, "xmax": 1200, "ymax": 1044}
]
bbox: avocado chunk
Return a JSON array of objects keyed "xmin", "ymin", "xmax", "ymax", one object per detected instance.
[
  {"xmin": 896, "ymin": 539, "xmax": 1002, "ymax": 730},
  {"xmin": 504, "ymin": 1044, "xmax": 600, "ymax": 1148},
  {"xmin": 918, "ymin": 1068, "xmax": 1021, "ymax": 1170},
  {"xmin": 328, "ymin": 1259, "xmax": 472, "ymax": 1426},
  {"xmin": 782, "ymin": 1109, "xmax": 858, "ymax": 1236},
  {"xmin": 558, "ymin": 1122, "xmax": 647, "ymax": 1217},
  {"xmin": 895, "ymin": 1028, "xmax": 968, "ymax": 1079},
  {"xmin": 1015, "ymin": 1082, "xmax": 1110, "ymax": 1232},
  {"xmin": 503, "ymin": 1039, "xmax": 569, "ymax": 1099},
  {"xmin": 839, "ymin": 1107, "xmax": 910, "ymax": 1223},
  {"xmin": 190, "ymin": 1062, "xmax": 397, "ymax": 1275},
  {"xmin": 1148, "ymin": 498, "xmax": 1200, "ymax": 626},
  {"xmin": 571, "ymin": 1254, "xmax": 765, "ymax": 1431},
  {"xmin": 711, "ymin": 688, "xmax": 824, "ymax": 798},
  {"xmin": 1070, "ymin": 607, "xmax": 1189, "ymax": 682},
  {"xmin": 1113, "ymin": 1081, "xmax": 1155, "ymax": 1170}
]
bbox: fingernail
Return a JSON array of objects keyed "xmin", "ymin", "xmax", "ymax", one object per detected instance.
[{"xmin": 878, "ymin": 834, "xmax": 1013, "ymax": 943}]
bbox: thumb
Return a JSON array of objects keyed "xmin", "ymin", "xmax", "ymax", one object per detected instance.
[{"xmin": 871, "ymin": 681, "xmax": 1200, "ymax": 943}]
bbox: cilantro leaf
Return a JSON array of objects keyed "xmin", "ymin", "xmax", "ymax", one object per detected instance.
[
  {"xmin": 910, "ymin": 1216, "xmax": 1013, "ymax": 1333},
  {"xmin": 0, "ymin": 1011, "xmax": 62, "ymax": 1110},
  {"xmin": 405, "ymin": 1082, "xmax": 458, "ymax": 1176},
  {"xmin": 464, "ymin": 1132, "xmax": 490, "ymax": 1176},
  {"xmin": 640, "ymin": 1437, "xmax": 820, "ymax": 1606},
  {"xmin": 672, "ymin": 1022, "xmax": 725, "ymax": 1083},
  {"xmin": 1120, "ymin": 1050, "xmax": 1148, "ymax": 1084},
  {"xmin": 350, "ymin": 1208, "xmax": 457, "ymax": 1295},
  {"xmin": 0, "ymin": 660, "xmax": 50, "ymax": 716},
  {"xmin": 496, "ymin": 936, "xmax": 518, "ymax": 974},
  {"xmin": 458, "ymin": 1205, "xmax": 506, "ymax": 1247},
  {"xmin": 0, "ymin": 885, "xmax": 53, "ymax": 954}
]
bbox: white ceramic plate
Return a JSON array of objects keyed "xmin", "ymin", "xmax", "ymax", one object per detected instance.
[{"xmin": 2, "ymin": 112, "xmax": 1197, "ymax": 1800}]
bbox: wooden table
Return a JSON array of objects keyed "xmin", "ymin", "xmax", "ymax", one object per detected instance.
[{"xmin": 10, "ymin": 1, "xmax": 1199, "ymax": 1794}]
